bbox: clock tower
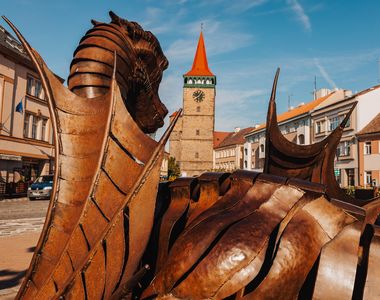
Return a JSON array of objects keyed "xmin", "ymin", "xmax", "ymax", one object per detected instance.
[{"xmin": 169, "ymin": 31, "xmax": 216, "ymax": 177}]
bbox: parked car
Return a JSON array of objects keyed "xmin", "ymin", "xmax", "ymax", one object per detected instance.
[{"xmin": 27, "ymin": 175, "xmax": 53, "ymax": 200}]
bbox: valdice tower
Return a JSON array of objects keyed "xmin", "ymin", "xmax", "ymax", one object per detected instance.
[{"xmin": 169, "ymin": 31, "xmax": 216, "ymax": 177}]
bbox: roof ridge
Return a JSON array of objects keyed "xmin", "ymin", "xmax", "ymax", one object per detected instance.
[{"xmin": 245, "ymin": 92, "xmax": 334, "ymax": 136}]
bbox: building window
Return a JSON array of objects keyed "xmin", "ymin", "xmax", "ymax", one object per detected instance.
[
  {"xmin": 329, "ymin": 116, "xmax": 340, "ymax": 131},
  {"xmin": 364, "ymin": 142, "xmax": 371, "ymax": 155},
  {"xmin": 196, "ymin": 129, "xmax": 200, "ymax": 136},
  {"xmin": 196, "ymin": 106, "xmax": 200, "ymax": 112},
  {"xmin": 346, "ymin": 169, "xmax": 355, "ymax": 186},
  {"xmin": 337, "ymin": 141, "xmax": 350, "ymax": 157},
  {"xmin": 195, "ymin": 152, "xmax": 199, "ymax": 158},
  {"xmin": 26, "ymin": 75, "xmax": 43, "ymax": 99},
  {"xmin": 31, "ymin": 115, "xmax": 37, "ymax": 139},
  {"xmin": 41, "ymin": 119, "xmax": 47, "ymax": 141},
  {"xmin": 244, "ymin": 160, "xmax": 247, "ymax": 168},
  {"xmin": 298, "ymin": 134, "xmax": 305, "ymax": 145},
  {"xmin": 340, "ymin": 115, "xmax": 350, "ymax": 128},
  {"xmin": 23, "ymin": 113, "xmax": 30, "ymax": 137},
  {"xmin": 34, "ymin": 80, "xmax": 42, "ymax": 98},
  {"xmin": 260, "ymin": 144, "xmax": 264, "ymax": 153},
  {"xmin": 244, "ymin": 148, "xmax": 248, "ymax": 156},
  {"xmin": 27, "ymin": 76, "xmax": 34, "ymax": 95},
  {"xmin": 365, "ymin": 171, "xmax": 373, "ymax": 186},
  {"xmin": 315, "ymin": 121, "xmax": 323, "ymax": 134}
]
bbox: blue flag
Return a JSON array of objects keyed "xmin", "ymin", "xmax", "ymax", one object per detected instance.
[{"xmin": 15, "ymin": 99, "xmax": 23, "ymax": 114}]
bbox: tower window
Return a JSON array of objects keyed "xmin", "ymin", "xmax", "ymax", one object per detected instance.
[
  {"xmin": 196, "ymin": 129, "xmax": 200, "ymax": 136},
  {"xmin": 196, "ymin": 106, "xmax": 200, "ymax": 112},
  {"xmin": 195, "ymin": 152, "xmax": 199, "ymax": 158}
]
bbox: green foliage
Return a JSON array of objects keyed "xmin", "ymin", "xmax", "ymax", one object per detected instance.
[
  {"xmin": 168, "ymin": 157, "xmax": 181, "ymax": 181},
  {"xmin": 345, "ymin": 186, "xmax": 355, "ymax": 196}
]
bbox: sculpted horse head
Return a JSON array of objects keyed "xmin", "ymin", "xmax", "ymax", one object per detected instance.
[{"xmin": 68, "ymin": 11, "xmax": 169, "ymax": 133}]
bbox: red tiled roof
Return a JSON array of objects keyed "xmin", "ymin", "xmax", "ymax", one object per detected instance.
[
  {"xmin": 185, "ymin": 31, "xmax": 214, "ymax": 76},
  {"xmin": 246, "ymin": 92, "xmax": 334, "ymax": 136},
  {"xmin": 215, "ymin": 127, "xmax": 254, "ymax": 149},
  {"xmin": 357, "ymin": 113, "xmax": 380, "ymax": 136},
  {"xmin": 213, "ymin": 131, "xmax": 230, "ymax": 148}
]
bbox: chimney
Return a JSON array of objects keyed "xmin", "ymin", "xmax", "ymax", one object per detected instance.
[{"xmin": 234, "ymin": 127, "xmax": 241, "ymax": 133}]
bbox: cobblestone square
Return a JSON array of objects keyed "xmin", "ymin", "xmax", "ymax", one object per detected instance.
[{"xmin": 0, "ymin": 198, "xmax": 48, "ymax": 299}]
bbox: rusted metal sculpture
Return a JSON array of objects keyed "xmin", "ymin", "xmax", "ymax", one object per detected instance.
[
  {"xmin": 3, "ymin": 13, "xmax": 179, "ymax": 299},
  {"xmin": 140, "ymin": 71, "xmax": 380, "ymax": 299},
  {"xmin": 264, "ymin": 69, "xmax": 358, "ymax": 204},
  {"xmin": 68, "ymin": 11, "xmax": 168, "ymax": 134},
  {"xmin": 3, "ymin": 12, "xmax": 380, "ymax": 300}
]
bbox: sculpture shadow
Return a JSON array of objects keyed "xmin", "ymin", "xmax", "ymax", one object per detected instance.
[
  {"xmin": 27, "ymin": 246, "xmax": 36, "ymax": 253},
  {"xmin": 0, "ymin": 269, "xmax": 26, "ymax": 290}
]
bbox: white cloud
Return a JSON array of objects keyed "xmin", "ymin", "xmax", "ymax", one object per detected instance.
[
  {"xmin": 313, "ymin": 58, "xmax": 337, "ymax": 89},
  {"xmin": 287, "ymin": 0, "xmax": 311, "ymax": 32},
  {"xmin": 227, "ymin": 0, "xmax": 269, "ymax": 13},
  {"xmin": 215, "ymin": 88, "xmax": 267, "ymax": 130},
  {"xmin": 217, "ymin": 88, "xmax": 266, "ymax": 106},
  {"xmin": 165, "ymin": 19, "xmax": 253, "ymax": 62},
  {"xmin": 141, "ymin": 6, "xmax": 187, "ymax": 34}
]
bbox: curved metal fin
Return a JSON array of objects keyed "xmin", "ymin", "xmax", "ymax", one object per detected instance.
[
  {"xmin": 1, "ymin": 16, "xmax": 62, "ymax": 299},
  {"xmin": 263, "ymin": 68, "xmax": 358, "ymax": 204}
]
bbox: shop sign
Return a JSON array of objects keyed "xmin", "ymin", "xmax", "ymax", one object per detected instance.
[{"xmin": 0, "ymin": 154, "xmax": 22, "ymax": 161}]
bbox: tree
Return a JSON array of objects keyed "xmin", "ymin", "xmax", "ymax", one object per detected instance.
[{"xmin": 168, "ymin": 157, "xmax": 181, "ymax": 181}]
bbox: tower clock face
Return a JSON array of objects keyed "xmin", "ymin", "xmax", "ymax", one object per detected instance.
[{"xmin": 193, "ymin": 89, "xmax": 205, "ymax": 102}]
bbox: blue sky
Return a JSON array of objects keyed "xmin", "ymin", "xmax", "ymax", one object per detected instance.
[{"xmin": 2, "ymin": 0, "xmax": 380, "ymax": 134}]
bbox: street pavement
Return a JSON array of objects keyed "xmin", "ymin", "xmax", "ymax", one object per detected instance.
[{"xmin": 0, "ymin": 197, "xmax": 48, "ymax": 299}]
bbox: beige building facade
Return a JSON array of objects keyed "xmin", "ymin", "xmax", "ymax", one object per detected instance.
[
  {"xmin": 244, "ymin": 90, "xmax": 342, "ymax": 172},
  {"xmin": 356, "ymin": 113, "xmax": 380, "ymax": 187},
  {"xmin": 311, "ymin": 85, "xmax": 380, "ymax": 187},
  {"xmin": 0, "ymin": 25, "xmax": 56, "ymax": 196},
  {"xmin": 242, "ymin": 85, "xmax": 380, "ymax": 188},
  {"xmin": 169, "ymin": 31, "xmax": 216, "ymax": 177},
  {"xmin": 214, "ymin": 127, "xmax": 253, "ymax": 171}
]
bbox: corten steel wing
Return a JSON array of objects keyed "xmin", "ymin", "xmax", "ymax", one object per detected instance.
[
  {"xmin": 3, "ymin": 17, "xmax": 181, "ymax": 299},
  {"xmin": 263, "ymin": 68, "xmax": 358, "ymax": 204},
  {"xmin": 142, "ymin": 171, "xmax": 380, "ymax": 299}
]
